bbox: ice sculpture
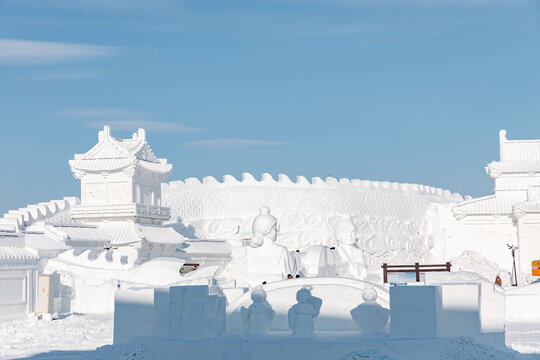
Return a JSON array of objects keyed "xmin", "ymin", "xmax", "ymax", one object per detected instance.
[
  {"xmin": 350, "ymin": 286, "xmax": 389, "ymax": 334},
  {"xmin": 288, "ymin": 286, "xmax": 322, "ymax": 338},
  {"xmin": 240, "ymin": 286, "xmax": 275, "ymax": 335},
  {"xmin": 334, "ymin": 217, "xmax": 368, "ymax": 279},
  {"xmin": 245, "ymin": 207, "xmax": 298, "ymax": 285}
]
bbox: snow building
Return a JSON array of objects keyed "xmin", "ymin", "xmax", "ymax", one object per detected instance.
[
  {"xmin": 68, "ymin": 126, "xmax": 185, "ymax": 259},
  {"xmin": 0, "ymin": 229, "xmax": 38, "ymax": 318},
  {"xmin": 452, "ymin": 130, "xmax": 540, "ymax": 275},
  {"xmin": 0, "ymin": 198, "xmax": 110, "ymax": 270}
]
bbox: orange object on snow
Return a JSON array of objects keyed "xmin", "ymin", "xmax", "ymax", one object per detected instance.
[{"xmin": 532, "ymin": 260, "xmax": 540, "ymax": 276}]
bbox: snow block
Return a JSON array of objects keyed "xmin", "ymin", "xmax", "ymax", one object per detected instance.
[
  {"xmin": 390, "ymin": 284, "xmax": 483, "ymax": 339},
  {"xmin": 505, "ymin": 283, "xmax": 540, "ymax": 322},
  {"xmin": 390, "ymin": 286, "xmax": 440, "ymax": 338},
  {"xmin": 168, "ymin": 285, "xmax": 226, "ymax": 338},
  {"xmin": 437, "ymin": 284, "xmax": 481, "ymax": 337},
  {"xmin": 153, "ymin": 287, "xmax": 170, "ymax": 336},
  {"xmin": 114, "ymin": 288, "xmax": 155, "ymax": 344},
  {"xmin": 114, "ymin": 285, "xmax": 226, "ymax": 344},
  {"xmin": 425, "ymin": 273, "xmax": 505, "ymax": 333}
]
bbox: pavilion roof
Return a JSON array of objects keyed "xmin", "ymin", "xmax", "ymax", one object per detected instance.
[
  {"xmin": 453, "ymin": 193, "xmax": 523, "ymax": 217},
  {"xmin": 69, "ymin": 126, "xmax": 172, "ymax": 175}
]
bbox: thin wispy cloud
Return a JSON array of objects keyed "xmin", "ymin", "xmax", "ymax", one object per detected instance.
[
  {"xmin": 86, "ymin": 121, "xmax": 202, "ymax": 133},
  {"xmin": 29, "ymin": 69, "xmax": 101, "ymax": 81},
  {"xmin": 293, "ymin": 0, "xmax": 517, "ymax": 6},
  {"xmin": 0, "ymin": 39, "xmax": 119, "ymax": 65},
  {"xmin": 55, "ymin": 108, "xmax": 142, "ymax": 119},
  {"xmin": 183, "ymin": 139, "xmax": 289, "ymax": 150},
  {"xmin": 11, "ymin": 0, "xmax": 176, "ymax": 12},
  {"xmin": 55, "ymin": 108, "xmax": 204, "ymax": 133}
]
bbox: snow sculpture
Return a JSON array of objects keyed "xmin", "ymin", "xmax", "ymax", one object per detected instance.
[
  {"xmin": 350, "ymin": 286, "xmax": 389, "ymax": 334},
  {"xmin": 162, "ymin": 173, "xmax": 463, "ymax": 274},
  {"xmin": 451, "ymin": 130, "xmax": 540, "ymax": 275},
  {"xmin": 68, "ymin": 126, "xmax": 184, "ymax": 259},
  {"xmin": 288, "ymin": 286, "xmax": 322, "ymax": 338},
  {"xmin": 334, "ymin": 217, "xmax": 368, "ymax": 279},
  {"xmin": 240, "ymin": 286, "xmax": 275, "ymax": 334},
  {"xmin": 245, "ymin": 207, "xmax": 297, "ymax": 285}
]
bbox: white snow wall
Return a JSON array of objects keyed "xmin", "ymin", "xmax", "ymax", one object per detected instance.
[{"xmin": 163, "ymin": 173, "xmax": 463, "ymax": 273}]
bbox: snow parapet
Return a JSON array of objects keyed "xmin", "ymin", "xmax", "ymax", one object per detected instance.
[{"xmin": 0, "ymin": 197, "xmax": 80, "ymax": 232}]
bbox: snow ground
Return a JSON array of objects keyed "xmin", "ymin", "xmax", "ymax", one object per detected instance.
[
  {"xmin": 1, "ymin": 314, "xmax": 540, "ymax": 360},
  {"xmin": 0, "ymin": 314, "xmax": 112, "ymax": 360}
]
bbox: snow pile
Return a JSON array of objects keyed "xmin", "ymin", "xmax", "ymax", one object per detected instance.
[
  {"xmin": 0, "ymin": 313, "xmax": 112, "ymax": 359},
  {"xmin": 506, "ymin": 322, "xmax": 540, "ymax": 354},
  {"xmin": 439, "ymin": 337, "xmax": 522, "ymax": 360},
  {"xmin": 119, "ymin": 257, "xmax": 184, "ymax": 286},
  {"xmin": 90, "ymin": 342, "xmax": 152, "ymax": 360},
  {"xmin": 450, "ymin": 250, "xmax": 512, "ymax": 286},
  {"xmin": 341, "ymin": 349, "xmax": 397, "ymax": 360}
]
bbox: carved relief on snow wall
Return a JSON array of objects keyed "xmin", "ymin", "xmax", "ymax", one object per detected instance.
[{"xmin": 162, "ymin": 173, "xmax": 462, "ymax": 274}]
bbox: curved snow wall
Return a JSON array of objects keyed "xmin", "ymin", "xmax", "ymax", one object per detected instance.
[{"xmin": 162, "ymin": 173, "xmax": 462, "ymax": 271}]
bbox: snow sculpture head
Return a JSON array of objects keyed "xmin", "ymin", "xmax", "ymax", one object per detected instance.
[
  {"xmin": 250, "ymin": 206, "xmax": 278, "ymax": 248},
  {"xmin": 296, "ymin": 287, "xmax": 311, "ymax": 303},
  {"xmin": 251, "ymin": 286, "xmax": 267, "ymax": 304},
  {"xmin": 334, "ymin": 217, "xmax": 358, "ymax": 246},
  {"xmin": 362, "ymin": 286, "xmax": 377, "ymax": 303}
]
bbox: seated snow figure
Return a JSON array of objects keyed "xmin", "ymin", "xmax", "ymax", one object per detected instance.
[
  {"xmin": 240, "ymin": 286, "xmax": 275, "ymax": 335},
  {"xmin": 245, "ymin": 207, "xmax": 297, "ymax": 285},
  {"xmin": 334, "ymin": 217, "xmax": 368, "ymax": 279},
  {"xmin": 288, "ymin": 286, "xmax": 322, "ymax": 338},
  {"xmin": 350, "ymin": 286, "xmax": 389, "ymax": 335}
]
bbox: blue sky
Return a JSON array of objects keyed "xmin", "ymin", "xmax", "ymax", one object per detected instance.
[{"xmin": 1, "ymin": 0, "xmax": 540, "ymax": 215}]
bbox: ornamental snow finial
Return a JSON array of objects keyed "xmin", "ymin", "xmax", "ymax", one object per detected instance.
[{"xmin": 499, "ymin": 129, "xmax": 507, "ymax": 143}]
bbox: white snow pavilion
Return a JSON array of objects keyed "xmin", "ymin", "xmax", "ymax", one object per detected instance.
[
  {"xmin": 453, "ymin": 130, "xmax": 540, "ymax": 275},
  {"xmin": 69, "ymin": 126, "xmax": 184, "ymax": 259}
]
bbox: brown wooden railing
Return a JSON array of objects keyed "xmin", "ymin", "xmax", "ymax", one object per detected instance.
[{"xmin": 381, "ymin": 262, "xmax": 451, "ymax": 283}]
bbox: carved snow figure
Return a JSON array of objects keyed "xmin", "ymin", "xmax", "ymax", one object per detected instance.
[
  {"xmin": 240, "ymin": 286, "xmax": 275, "ymax": 335},
  {"xmin": 350, "ymin": 286, "xmax": 389, "ymax": 334},
  {"xmin": 288, "ymin": 286, "xmax": 322, "ymax": 338},
  {"xmin": 334, "ymin": 217, "xmax": 368, "ymax": 279},
  {"xmin": 245, "ymin": 207, "xmax": 297, "ymax": 285}
]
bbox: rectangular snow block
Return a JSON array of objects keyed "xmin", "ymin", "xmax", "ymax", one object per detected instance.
[
  {"xmin": 169, "ymin": 285, "xmax": 212, "ymax": 337},
  {"xmin": 114, "ymin": 289, "xmax": 155, "ymax": 344},
  {"xmin": 168, "ymin": 286, "xmax": 185, "ymax": 332},
  {"xmin": 190, "ymin": 300, "xmax": 205, "ymax": 337},
  {"xmin": 153, "ymin": 288, "xmax": 170, "ymax": 335},
  {"xmin": 390, "ymin": 286, "xmax": 440, "ymax": 338},
  {"xmin": 437, "ymin": 284, "xmax": 481, "ymax": 337}
]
